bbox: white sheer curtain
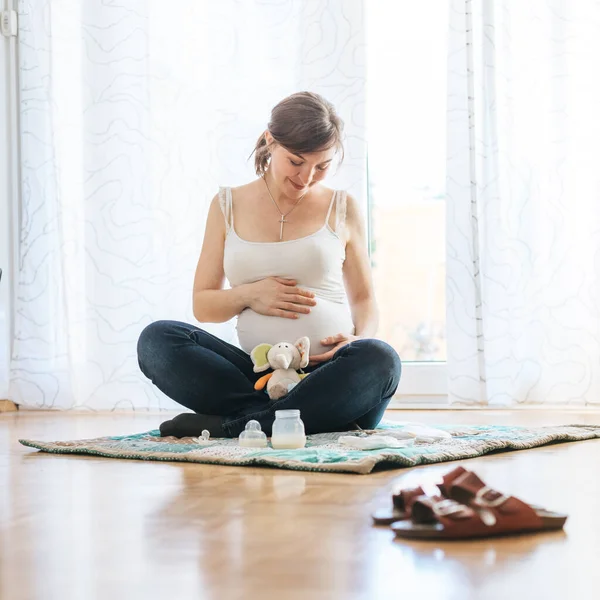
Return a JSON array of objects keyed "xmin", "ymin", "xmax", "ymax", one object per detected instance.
[
  {"xmin": 12, "ymin": 0, "xmax": 366, "ymax": 410},
  {"xmin": 447, "ymin": 0, "xmax": 600, "ymax": 406}
]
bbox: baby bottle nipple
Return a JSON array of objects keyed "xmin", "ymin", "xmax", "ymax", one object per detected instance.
[{"xmin": 239, "ymin": 420, "xmax": 268, "ymax": 448}]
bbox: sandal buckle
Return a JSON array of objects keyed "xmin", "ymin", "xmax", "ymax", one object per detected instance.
[
  {"xmin": 432, "ymin": 499, "xmax": 471, "ymax": 518},
  {"xmin": 473, "ymin": 486, "xmax": 508, "ymax": 508}
]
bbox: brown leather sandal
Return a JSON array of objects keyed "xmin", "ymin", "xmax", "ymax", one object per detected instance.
[
  {"xmin": 371, "ymin": 466, "xmax": 468, "ymax": 526},
  {"xmin": 391, "ymin": 471, "xmax": 567, "ymax": 540}
]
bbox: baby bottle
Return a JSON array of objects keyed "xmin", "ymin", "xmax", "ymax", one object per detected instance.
[
  {"xmin": 239, "ymin": 420, "xmax": 268, "ymax": 448},
  {"xmin": 271, "ymin": 409, "xmax": 306, "ymax": 449}
]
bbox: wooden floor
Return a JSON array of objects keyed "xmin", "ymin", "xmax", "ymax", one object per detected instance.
[{"xmin": 2, "ymin": 410, "xmax": 600, "ymax": 600}]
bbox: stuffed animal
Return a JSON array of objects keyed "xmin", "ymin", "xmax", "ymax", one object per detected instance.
[{"xmin": 250, "ymin": 337, "xmax": 310, "ymax": 400}]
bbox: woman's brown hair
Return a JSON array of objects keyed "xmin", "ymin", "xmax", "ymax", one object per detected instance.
[{"xmin": 252, "ymin": 92, "xmax": 344, "ymax": 176}]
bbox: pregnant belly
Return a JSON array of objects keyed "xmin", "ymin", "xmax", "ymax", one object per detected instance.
[{"xmin": 237, "ymin": 297, "xmax": 355, "ymax": 356}]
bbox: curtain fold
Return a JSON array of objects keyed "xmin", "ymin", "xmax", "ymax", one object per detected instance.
[
  {"xmin": 447, "ymin": 0, "xmax": 600, "ymax": 406},
  {"xmin": 12, "ymin": 0, "xmax": 366, "ymax": 409}
]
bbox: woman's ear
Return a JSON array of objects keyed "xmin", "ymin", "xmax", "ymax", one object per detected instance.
[
  {"xmin": 264, "ymin": 130, "xmax": 274, "ymax": 145},
  {"xmin": 294, "ymin": 337, "xmax": 310, "ymax": 368}
]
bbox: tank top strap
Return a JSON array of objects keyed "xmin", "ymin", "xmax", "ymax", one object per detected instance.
[
  {"xmin": 334, "ymin": 190, "xmax": 348, "ymax": 235},
  {"xmin": 324, "ymin": 190, "xmax": 337, "ymax": 226},
  {"xmin": 218, "ymin": 186, "xmax": 234, "ymax": 231}
]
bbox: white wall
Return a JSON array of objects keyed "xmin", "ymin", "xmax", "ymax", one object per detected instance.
[{"xmin": 0, "ymin": 1, "xmax": 18, "ymax": 399}]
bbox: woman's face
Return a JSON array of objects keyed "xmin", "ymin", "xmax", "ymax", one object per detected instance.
[{"xmin": 265, "ymin": 132, "xmax": 336, "ymax": 198}]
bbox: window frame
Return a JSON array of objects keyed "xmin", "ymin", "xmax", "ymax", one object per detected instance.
[{"xmin": 0, "ymin": 8, "xmax": 20, "ymax": 399}]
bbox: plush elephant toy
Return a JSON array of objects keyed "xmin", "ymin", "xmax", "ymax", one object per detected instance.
[{"xmin": 250, "ymin": 337, "xmax": 310, "ymax": 400}]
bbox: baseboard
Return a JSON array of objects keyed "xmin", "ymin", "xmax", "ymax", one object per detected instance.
[{"xmin": 0, "ymin": 399, "xmax": 18, "ymax": 412}]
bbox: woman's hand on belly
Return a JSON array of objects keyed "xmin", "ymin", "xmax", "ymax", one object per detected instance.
[
  {"xmin": 241, "ymin": 277, "xmax": 317, "ymax": 319},
  {"xmin": 236, "ymin": 298, "xmax": 355, "ymax": 356},
  {"xmin": 308, "ymin": 333, "xmax": 361, "ymax": 366}
]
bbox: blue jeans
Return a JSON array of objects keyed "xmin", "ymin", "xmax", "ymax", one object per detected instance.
[{"xmin": 137, "ymin": 320, "xmax": 401, "ymax": 437}]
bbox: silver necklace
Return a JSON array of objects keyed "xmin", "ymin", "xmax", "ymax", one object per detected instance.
[{"xmin": 263, "ymin": 176, "xmax": 307, "ymax": 241}]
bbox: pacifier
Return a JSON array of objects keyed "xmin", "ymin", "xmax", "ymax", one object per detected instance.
[{"xmin": 195, "ymin": 429, "xmax": 212, "ymax": 444}]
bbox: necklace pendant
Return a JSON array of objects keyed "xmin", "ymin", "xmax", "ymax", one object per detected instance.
[
  {"xmin": 279, "ymin": 216, "xmax": 286, "ymax": 241},
  {"xmin": 263, "ymin": 175, "xmax": 306, "ymax": 242}
]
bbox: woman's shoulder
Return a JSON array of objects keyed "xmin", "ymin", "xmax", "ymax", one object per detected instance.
[
  {"xmin": 223, "ymin": 179, "xmax": 262, "ymax": 200},
  {"xmin": 315, "ymin": 184, "xmax": 347, "ymax": 203},
  {"xmin": 322, "ymin": 185, "xmax": 358, "ymax": 203}
]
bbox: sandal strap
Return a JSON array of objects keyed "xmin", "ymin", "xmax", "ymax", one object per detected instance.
[
  {"xmin": 439, "ymin": 472, "xmax": 544, "ymax": 536},
  {"xmin": 449, "ymin": 472, "xmax": 535, "ymax": 514},
  {"xmin": 410, "ymin": 495, "xmax": 475, "ymax": 524},
  {"xmin": 411, "ymin": 493, "xmax": 544, "ymax": 537},
  {"xmin": 391, "ymin": 468, "xmax": 469, "ymax": 515},
  {"xmin": 392, "ymin": 486, "xmax": 425, "ymax": 512},
  {"xmin": 437, "ymin": 466, "xmax": 468, "ymax": 497}
]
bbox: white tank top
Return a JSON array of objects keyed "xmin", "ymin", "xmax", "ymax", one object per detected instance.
[{"xmin": 219, "ymin": 187, "xmax": 355, "ymax": 356}]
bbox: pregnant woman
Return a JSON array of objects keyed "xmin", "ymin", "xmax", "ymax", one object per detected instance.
[{"xmin": 137, "ymin": 92, "xmax": 401, "ymax": 438}]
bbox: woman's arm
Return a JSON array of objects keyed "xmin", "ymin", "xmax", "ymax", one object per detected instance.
[
  {"xmin": 192, "ymin": 195, "xmax": 248, "ymax": 323},
  {"xmin": 308, "ymin": 193, "xmax": 379, "ymax": 364},
  {"xmin": 342, "ymin": 193, "xmax": 379, "ymax": 338}
]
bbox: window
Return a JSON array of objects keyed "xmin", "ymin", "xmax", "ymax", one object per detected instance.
[{"xmin": 366, "ymin": 2, "xmax": 449, "ymax": 401}]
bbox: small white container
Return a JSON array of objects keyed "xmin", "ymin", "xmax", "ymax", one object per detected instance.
[{"xmin": 271, "ymin": 409, "xmax": 306, "ymax": 449}]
